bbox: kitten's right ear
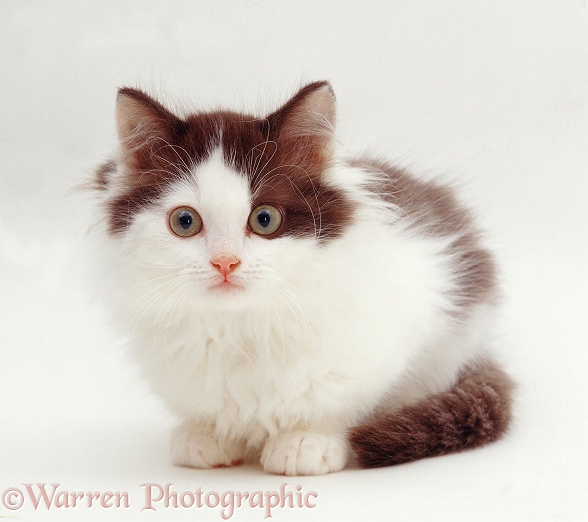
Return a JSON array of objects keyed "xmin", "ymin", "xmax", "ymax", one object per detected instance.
[{"xmin": 116, "ymin": 88, "xmax": 182, "ymax": 163}]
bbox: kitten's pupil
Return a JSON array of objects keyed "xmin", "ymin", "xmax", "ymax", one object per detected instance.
[
  {"xmin": 257, "ymin": 210, "xmax": 271, "ymax": 228},
  {"xmin": 178, "ymin": 211, "xmax": 193, "ymax": 229}
]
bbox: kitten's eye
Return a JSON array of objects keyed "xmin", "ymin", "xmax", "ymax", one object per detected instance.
[
  {"xmin": 168, "ymin": 206, "xmax": 202, "ymax": 237},
  {"xmin": 248, "ymin": 205, "xmax": 283, "ymax": 237}
]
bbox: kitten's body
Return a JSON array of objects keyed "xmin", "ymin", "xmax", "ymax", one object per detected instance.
[{"xmin": 91, "ymin": 82, "xmax": 513, "ymax": 475}]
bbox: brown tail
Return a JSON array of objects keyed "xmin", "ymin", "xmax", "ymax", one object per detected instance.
[{"xmin": 349, "ymin": 360, "xmax": 515, "ymax": 467}]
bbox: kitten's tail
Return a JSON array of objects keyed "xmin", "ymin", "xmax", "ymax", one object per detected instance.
[{"xmin": 349, "ymin": 359, "xmax": 515, "ymax": 467}]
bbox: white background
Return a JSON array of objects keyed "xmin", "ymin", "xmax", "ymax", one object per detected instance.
[{"xmin": 1, "ymin": 1, "xmax": 587, "ymax": 520}]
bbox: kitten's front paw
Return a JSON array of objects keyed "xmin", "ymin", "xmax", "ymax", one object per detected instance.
[
  {"xmin": 171, "ymin": 424, "xmax": 244, "ymax": 469},
  {"xmin": 261, "ymin": 432, "xmax": 348, "ymax": 476}
]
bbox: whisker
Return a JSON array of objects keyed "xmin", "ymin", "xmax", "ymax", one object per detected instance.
[
  {"xmin": 124, "ymin": 273, "xmax": 192, "ymax": 340},
  {"xmin": 251, "ymin": 169, "xmax": 320, "ymax": 241},
  {"xmin": 120, "ymin": 237, "xmax": 186, "ymax": 270},
  {"xmin": 159, "ymin": 280, "xmax": 194, "ymax": 368},
  {"xmin": 256, "ymin": 283, "xmax": 288, "ymax": 365}
]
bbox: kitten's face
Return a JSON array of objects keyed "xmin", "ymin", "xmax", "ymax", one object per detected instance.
[
  {"xmin": 124, "ymin": 150, "xmax": 314, "ymax": 310},
  {"xmin": 99, "ymin": 82, "xmax": 354, "ymax": 311}
]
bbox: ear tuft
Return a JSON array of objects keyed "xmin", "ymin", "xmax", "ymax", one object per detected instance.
[
  {"xmin": 115, "ymin": 88, "xmax": 180, "ymax": 149},
  {"xmin": 269, "ymin": 81, "xmax": 337, "ymax": 143}
]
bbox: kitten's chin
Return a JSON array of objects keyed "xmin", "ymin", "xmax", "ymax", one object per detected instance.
[{"xmin": 204, "ymin": 281, "xmax": 254, "ymax": 310}]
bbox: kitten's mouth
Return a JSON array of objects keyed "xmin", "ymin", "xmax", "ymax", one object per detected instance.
[{"xmin": 209, "ymin": 280, "xmax": 244, "ymax": 292}]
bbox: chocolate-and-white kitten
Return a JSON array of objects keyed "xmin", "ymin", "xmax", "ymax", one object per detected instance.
[{"xmin": 91, "ymin": 81, "xmax": 513, "ymax": 475}]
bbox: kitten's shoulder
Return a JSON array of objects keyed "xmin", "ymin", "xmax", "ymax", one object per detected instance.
[
  {"xmin": 345, "ymin": 155, "xmax": 497, "ymax": 307},
  {"xmin": 347, "ymin": 156, "xmax": 477, "ymax": 233}
]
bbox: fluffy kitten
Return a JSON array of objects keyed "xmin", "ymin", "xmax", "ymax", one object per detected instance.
[{"xmin": 91, "ymin": 81, "xmax": 513, "ymax": 475}]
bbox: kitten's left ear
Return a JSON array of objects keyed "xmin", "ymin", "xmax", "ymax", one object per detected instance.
[{"xmin": 268, "ymin": 81, "xmax": 336, "ymax": 145}]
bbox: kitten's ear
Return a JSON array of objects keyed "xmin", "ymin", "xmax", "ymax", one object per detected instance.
[
  {"xmin": 115, "ymin": 88, "xmax": 182, "ymax": 162},
  {"xmin": 269, "ymin": 81, "xmax": 336, "ymax": 145}
]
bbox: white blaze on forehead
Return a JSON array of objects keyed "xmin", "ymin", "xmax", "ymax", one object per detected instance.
[{"xmin": 192, "ymin": 148, "xmax": 251, "ymax": 254}]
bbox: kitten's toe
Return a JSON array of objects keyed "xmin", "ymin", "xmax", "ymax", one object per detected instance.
[
  {"xmin": 261, "ymin": 432, "xmax": 348, "ymax": 476},
  {"xmin": 171, "ymin": 424, "xmax": 244, "ymax": 469}
]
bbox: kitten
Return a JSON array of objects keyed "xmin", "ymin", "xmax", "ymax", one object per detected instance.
[{"xmin": 91, "ymin": 81, "xmax": 514, "ymax": 475}]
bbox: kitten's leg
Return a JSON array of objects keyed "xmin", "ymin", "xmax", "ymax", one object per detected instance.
[
  {"xmin": 171, "ymin": 422, "xmax": 245, "ymax": 469},
  {"xmin": 260, "ymin": 431, "xmax": 348, "ymax": 476}
]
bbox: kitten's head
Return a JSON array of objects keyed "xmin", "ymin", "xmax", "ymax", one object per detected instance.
[{"xmin": 96, "ymin": 82, "xmax": 355, "ymax": 311}]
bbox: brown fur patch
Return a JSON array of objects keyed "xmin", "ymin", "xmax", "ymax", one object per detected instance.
[
  {"xmin": 352, "ymin": 158, "xmax": 497, "ymax": 309},
  {"xmin": 94, "ymin": 160, "xmax": 116, "ymax": 190},
  {"xmin": 102, "ymin": 83, "xmax": 354, "ymax": 241},
  {"xmin": 233, "ymin": 81, "xmax": 353, "ymax": 241},
  {"xmin": 349, "ymin": 359, "xmax": 515, "ymax": 467}
]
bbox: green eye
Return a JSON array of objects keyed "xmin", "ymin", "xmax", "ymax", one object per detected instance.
[
  {"xmin": 248, "ymin": 205, "xmax": 283, "ymax": 236},
  {"xmin": 168, "ymin": 206, "xmax": 202, "ymax": 237}
]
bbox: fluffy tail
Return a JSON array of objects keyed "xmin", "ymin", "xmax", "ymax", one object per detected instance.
[{"xmin": 349, "ymin": 360, "xmax": 515, "ymax": 467}]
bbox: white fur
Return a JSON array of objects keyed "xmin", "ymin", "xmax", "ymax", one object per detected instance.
[{"xmin": 91, "ymin": 148, "xmax": 495, "ymax": 475}]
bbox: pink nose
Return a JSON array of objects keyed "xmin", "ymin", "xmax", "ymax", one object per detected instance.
[{"xmin": 210, "ymin": 255, "xmax": 240, "ymax": 277}]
